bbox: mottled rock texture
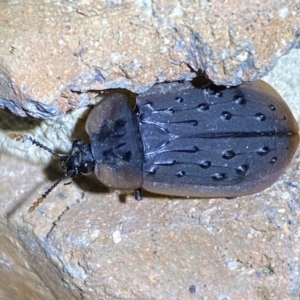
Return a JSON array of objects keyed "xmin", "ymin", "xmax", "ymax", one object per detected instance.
[
  {"xmin": 0, "ymin": 222, "xmax": 76, "ymax": 300},
  {"xmin": 0, "ymin": 0, "xmax": 300, "ymax": 299},
  {"xmin": 0, "ymin": 0, "xmax": 299, "ymax": 117},
  {"xmin": 0, "ymin": 49, "xmax": 299, "ymax": 299}
]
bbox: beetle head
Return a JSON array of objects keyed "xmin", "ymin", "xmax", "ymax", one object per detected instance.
[{"xmin": 61, "ymin": 140, "xmax": 95, "ymax": 178}]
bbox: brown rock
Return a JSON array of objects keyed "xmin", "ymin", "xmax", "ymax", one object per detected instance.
[
  {"xmin": 0, "ymin": 1, "xmax": 299, "ymax": 117},
  {"xmin": 0, "ymin": 221, "xmax": 77, "ymax": 299}
]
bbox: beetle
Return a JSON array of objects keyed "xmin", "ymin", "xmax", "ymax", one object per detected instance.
[{"xmin": 8, "ymin": 80, "xmax": 299, "ymax": 212}]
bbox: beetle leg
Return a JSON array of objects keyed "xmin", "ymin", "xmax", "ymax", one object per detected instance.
[{"xmin": 134, "ymin": 188, "xmax": 143, "ymax": 201}]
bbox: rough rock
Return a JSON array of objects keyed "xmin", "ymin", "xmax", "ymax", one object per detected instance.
[
  {"xmin": 0, "ymin": 221, "xmax": 77, "ymax": 299},
  {"xmin": 0, "ymin": 0, "xmax": 299, "ymax": 117}
]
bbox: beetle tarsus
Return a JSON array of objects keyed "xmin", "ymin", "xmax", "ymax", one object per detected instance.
[{"xmin": 134, "ymin": 188, "xmax": 143, "ymax": 201}]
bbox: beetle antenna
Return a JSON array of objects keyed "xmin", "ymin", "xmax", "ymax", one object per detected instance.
[
  {"xmin": 8, "ymin": 132, "xmax": 73, "ymax": 212},
  {"xmin": 7, "ymin": 132, "xmax": 67, "ymax": 158},
  {"xmin": 28, "ymin": 174, "xmax": 69, "ymax": 213}
]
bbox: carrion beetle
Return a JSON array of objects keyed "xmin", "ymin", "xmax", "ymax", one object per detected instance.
[{"xmin": 8, "ymin": 80, "xmax": 299, "ymax": 212}]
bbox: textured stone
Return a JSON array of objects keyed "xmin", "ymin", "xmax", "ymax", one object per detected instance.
[
  {"xmin": 0, "ymin": 49, "xmax": 299, "ymax": 299},
  {"xmin": 0, "ymin": 0, "xmax": 299, "ymax": 117},
  {"xmin": 0, "ymin": 222, "xmax": 77, "ymax": 299}
]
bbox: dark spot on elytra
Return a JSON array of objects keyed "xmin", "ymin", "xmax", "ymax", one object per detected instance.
[
  {"xmin": 234, "ymin": 95, "xmax": 246, "ymax": 105},
  {"xmin": 200, "ymin": 160, "xmax": 211, "ymax": 169},
  {"xmin": 176, "ymin": 170, "xmax": 186, "ymax": 177},
  {"xmin": 236, "ymin": 164, "xmax": 249, "ymax": 175},
  {"xmin": 269, "ymin": 104, "xmax": 276, "ymax": 111},
  {"xmin": 270, "ymin": 157, "xmax": 277, "ymax": 164},
  {"xmin": 122, "ymin": 151, "xmax": 132, "ymax": 162},
  {"xmin": 103, "ymin": 148, "xmax": 113, "ymax": 157},
  {"xmin": 222, "ymin": 150, "xmax": 236, "ymax": 160},
  {"xmin": 211, "ymin": 173, "xmax": 226, "ymax": 181},
  {"xmin": 257, "ymin": 146, "xmax": 270, "ymax": 156},
  {"xmin": 221, "ymin": 111, "xmax": 232, "ymax": 120},
  {"xmin": 198, "ymin": 103, "xmax": 209, "ymax": 111},
  {"xmin": 175, "ymin": 96, "xmax": 184, "ymax": 103},
  {"xmin": 115, "ymin": 119, "xmax": 126, "ymax": 127},
  {"xmin": 255, "ymin": 113, "xmax": 266, "ymax": 121}
]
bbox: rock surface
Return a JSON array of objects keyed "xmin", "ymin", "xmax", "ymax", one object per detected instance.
[
  {"xmin": 0, "ymin": 0, "xmax": 299, "ymax": 117},
  {"xmin": 0, "ymin": 48, "xmax": 299, "ymax": 299},
  {"xmin": 1, "ymin": 1, "xmax": 300, "ymax": 299},
  {"xmin": 0, "ymin": 222, "xmax": 76, "ymax": 300}
]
